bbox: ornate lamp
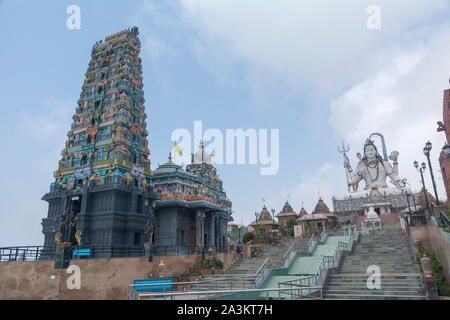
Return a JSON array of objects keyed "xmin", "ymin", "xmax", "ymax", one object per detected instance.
[
  {"xmin": 423, "ymin": 141, "xmax": 440, "ymax": 204},
  {"xmin": 414, "ymin": 160, "xmax": 431, "ymax": 221},
  {"xmin": 423, "ymin": 141, "xmax": 432, "ymax": 157}
]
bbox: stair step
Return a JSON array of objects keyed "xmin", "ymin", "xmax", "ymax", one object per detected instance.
[{"xmin": 323, "ymin": 293, "xmax": 426, "ymax": 300}]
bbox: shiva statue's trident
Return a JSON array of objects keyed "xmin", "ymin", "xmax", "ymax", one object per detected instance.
[{"xmin": 338, "ymin": 139, "xmax": 351, "ymax": 193}]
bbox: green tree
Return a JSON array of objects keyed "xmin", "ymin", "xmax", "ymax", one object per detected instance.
[
  {"xmin": 285, "ymin": 217, "xmax": 297, "ymax": 237},
  {"xmin": 242, "ymin": 231, "xmax": 255, "ymax": 244},
  {"xmin": 256, "ymin": 227, "xmax": 273, "ymax": 244}
]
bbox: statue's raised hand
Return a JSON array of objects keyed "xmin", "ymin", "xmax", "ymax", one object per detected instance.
[{"xmin": 389, "ymin": 150, "xmax": 399, "ymax": 162}]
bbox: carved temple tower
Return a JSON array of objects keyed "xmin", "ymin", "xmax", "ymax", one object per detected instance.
[{"xmin": 41, "ymin": 27, "xmax": 158, "ymax": 254}]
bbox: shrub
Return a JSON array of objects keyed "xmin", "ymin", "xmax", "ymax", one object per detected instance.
[
  {"xmin": 212, "ymin": 257, "xmax": 223, "ymax": 268},
  {"xmin": 285, "ymin": 217, "xmax": 297, "ymax": 237},
  {"xmin": 242, "ymin": 232, "xmax": 255, "ymax": 244},
  {"xmin": 416, "ymin": 246, "xmax": 449, "ymax": 296}
]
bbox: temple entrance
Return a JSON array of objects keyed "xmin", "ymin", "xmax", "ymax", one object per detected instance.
[
  {"xmin": 189, "ymin": 227, "xmax": 196, "ymax": 248},
  {"xmin": 66, "ymin": 196, "xmax": 82, "ymax": 245}
]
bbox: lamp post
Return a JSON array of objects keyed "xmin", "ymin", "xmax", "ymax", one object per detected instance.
[
  {"xmin": 403, "ymin": 182, "xmax": 412, "ymax": 231},
  {"xmin": 414, "ymin": 161, "xmax": 431, "ymax": 222},
  {"xmin": 423, "ymin": 141, "xmax": 440, "ymax": 205},
  {"xmin": 254, "ymin": 211, "xmax": 260, "ymax": 239}
]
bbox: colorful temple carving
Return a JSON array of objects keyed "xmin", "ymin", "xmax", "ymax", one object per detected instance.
[
  {"xmin": 152, "ymin": 143, "xmax": 232, "ymax": 253},
  {"xmin": 54, "ymin": 26, "xmax": 151, "ymax": 190},
  {"xmin": 41, "ymin": 28, "xmax": 232, "ymax": 256}
]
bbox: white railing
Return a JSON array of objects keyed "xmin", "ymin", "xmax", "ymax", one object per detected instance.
[
  {"xmin": 282, "ymin": 241, "xmax": 296, "ymax": 268},
  {"xmin": 279, "ymin": 230, "xmax": 358, "ymax": 297},
  {"xmin": 254, "ymin": 257, "xmax": 272, "ymax": 288},
  {"xmin": 134, "ymin": 286, "xmax": 323, "ymax": 300}
]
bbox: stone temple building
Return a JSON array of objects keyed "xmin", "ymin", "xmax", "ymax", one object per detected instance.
[
  {"xmin": 152, "ymin": 147, "xmax": 232, "ymax": 254},
  {"xmin": 296, "ymin": 198, "xmax": 335, "ymax": 236},
  {"xmin": 275, "ymin": 200, "xmax": 298, "ymax": 226},
  {"xmin": 41, "ymin": 28, "xmax": 232, "ymax": 256},
  {"xmin": 249, "ymin": 205, "xmax": 278, "ymax": 234}
]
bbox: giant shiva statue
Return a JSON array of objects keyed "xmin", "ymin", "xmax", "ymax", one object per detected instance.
[{"xmin": 344, "ymin": 138, "xmax": 407, "ymax": 192}]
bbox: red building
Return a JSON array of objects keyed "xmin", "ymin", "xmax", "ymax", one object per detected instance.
[{"xmin": 437, "ymin": 82, "xmax": 450, "ymax": 202}]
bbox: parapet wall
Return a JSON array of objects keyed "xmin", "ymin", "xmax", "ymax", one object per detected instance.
[
  {"xmin": 0, "ymin": 255, "xmax": 202, "ymax": 300},
  {"xmin": 411, "ymin": 221, "xmax": 450, "ymax": 284}
]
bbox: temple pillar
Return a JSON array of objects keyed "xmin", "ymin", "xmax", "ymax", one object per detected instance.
[
  {"xmin": 208, "ymin": 212, "xmax": 216, "ymax": 249},
  {"xmin": 195, "ymin": 210, "xmax": 206, "ymax": 249}
]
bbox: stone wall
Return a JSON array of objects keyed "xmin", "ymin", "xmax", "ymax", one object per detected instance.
[
  {"xmin": 410, "ymin": 221, "xmax": 450, "ymax": 284},
  {"xmin": 0, "ymin": 255, "xmax": 203, "ymax": 300}
]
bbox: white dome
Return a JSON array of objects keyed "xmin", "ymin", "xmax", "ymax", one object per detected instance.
[
  {"xmin": 193, "ymin": 142, "xmax": 212, "ymax": 164},
  {"xmin": 366, "ymin": 207, "xmax": 379, "ymax": 220}
]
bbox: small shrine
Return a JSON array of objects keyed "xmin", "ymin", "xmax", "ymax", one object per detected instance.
[
  {"xmin": 363, "ymin": 206, "xmax": 382, "ymax": 231},
  {"xmin": 249, "ymin": 205, "xmax": 278, "ymax": 234},
  {"xmin": 276, "ymin": 200, "xmax": 298, "ymax": 226},
  {"xmin": 296, "ymin": 198, "xmax": 334, "ymax": 237}
]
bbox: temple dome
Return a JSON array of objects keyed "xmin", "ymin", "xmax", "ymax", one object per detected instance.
[
  {"xmin": 259, "ymin": 205, "xmax": 273, "ymax": 221},
  {"xmin": 313, "ymin": 198, "xmax": 331, "ymax": 214},
  {"xmin": 298, "ymin": 206, "xmax": 308, "ymax": 217},
  {"xmin": 154, "ymin": 153, "xmax": 182, "ymax": 172},
  {"xmin": 249, "ymin": 204, "xmax": 278, "ymax": 226},
  {"xmin": 281, "ymin": 201, "xmax": 294, "ymax": 213}
]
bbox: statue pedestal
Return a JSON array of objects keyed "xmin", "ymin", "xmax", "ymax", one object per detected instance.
[
  {"xmin": 54, "ymin": 242, "xmax": 72, "ymax": 269},
  {"xmin": 144, "ymin": 242, "xmax": 153, "ymax": 262}
]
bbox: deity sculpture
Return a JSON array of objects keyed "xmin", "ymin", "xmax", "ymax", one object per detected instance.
[
  {"xmin": 74, "ymin": 230, "xmax": 82, "ymax": 246},
  {"xmin": 144, "ymin": 218, "xmax": 154, "ymax": 243},
  {"xmin": 344, "ymin": 139, "xmax": 406, "ymax": 192}
]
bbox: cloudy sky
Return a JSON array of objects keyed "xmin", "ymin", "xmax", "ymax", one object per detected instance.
[{"xmin": 0, "ymin": 0, "xmax": 449, "ymax": 246}]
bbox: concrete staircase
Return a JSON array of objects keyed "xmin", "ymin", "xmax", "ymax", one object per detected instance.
[
  {"xmin": 188, "ymin": 238, "xmax": 309, "ymax": 292},
  {"xmin": 323, "ymin": 222, "xmax": 426, "ymax": 300}
]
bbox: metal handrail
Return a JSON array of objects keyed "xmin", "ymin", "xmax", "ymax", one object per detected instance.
[
  {"xmin": 133, "ymin": 286, "xmax": 323, "ymax": 300},
  {"xmin": 280, "ymin": 241, "xmax": 296, "ymax": 268},
  {"xmin": 282, "ymin": 241, "xmax": 295, "ymax": 260},
  {"xmin": 129, "ymin": 256, "xmax": 273, "ymax": 296},
  {"xmin": 307, "ymin": 232, "xmax": 315, "ymax": 249},
  {"xmin": 255, "ymin": 257, "xmax": 270, "ymax": 276},
  {"xmin": 0, "ymin": 246, "xmax": 57, "ymax": 262}
]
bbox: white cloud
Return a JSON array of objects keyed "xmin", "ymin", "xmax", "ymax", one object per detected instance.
[{"xmin": 178, "ymin": 0, "xmax": 448, "ymax": 95}]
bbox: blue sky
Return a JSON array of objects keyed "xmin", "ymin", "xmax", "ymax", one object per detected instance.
[{"xmin": 1, "ymin": 0, "xmax": 450, "ymax": 246}]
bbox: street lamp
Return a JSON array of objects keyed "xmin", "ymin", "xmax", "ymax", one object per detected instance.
[
  {"xmin": 402, "ymin": 181, "xmax": 412, "ymax": 231},
  {"xmin": 413, "ymin": 161, "xmax": 431, "ymax": 221},
  {"xmin": 254, "ymin": 211, "xmax": 260, "ymax": 239},
  {"xmin": 423, "ymin": 141, "xmax": 440, "ymax": 204}
]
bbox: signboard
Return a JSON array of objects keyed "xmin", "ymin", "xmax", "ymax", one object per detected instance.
[
  {"xmin": 294, "ymin": 225, "xmax": 303, "ymax": 238},
  {"xmin": 73, "ymin": 166, "xmax": 92, "ymax": 179}
]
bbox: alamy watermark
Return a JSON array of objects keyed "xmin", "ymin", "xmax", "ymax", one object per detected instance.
[
  {"xmin": 66, "ymin": 5, "xmax": 81, "ymax": 30},
  {"xmin": 171, "ymin": 121, "xmax": 279, "ymax": 175},
  {"xmin": 366, "ymin": 265, "xmax": 381, "ymax": 290},
  {"xmin": 366, "ymin": 5, "xmax": 381, "ymax": 30},
  {"xmin": 66, "ymin": 265, "xmax": 81, "ymax": 289}
]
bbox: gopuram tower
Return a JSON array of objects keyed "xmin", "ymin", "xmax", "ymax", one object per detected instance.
[{"xmin": 41, "ymin": 27, "xmax": 157, "ymax": 254}]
